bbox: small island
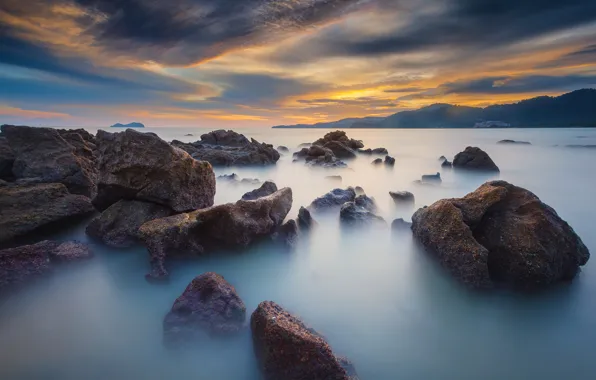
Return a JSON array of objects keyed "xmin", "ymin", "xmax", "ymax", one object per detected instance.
[{"xmin": 110, "ymin": 122, "xmax": 145, "ymax": 128}]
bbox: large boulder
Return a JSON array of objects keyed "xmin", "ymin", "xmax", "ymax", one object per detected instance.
[
  {"xmin": 139, "ymin": 188, "xmax": 293, "ymax": 280},
  {"xmin": 313, "ymin": 130, "xmax": 363, "ymax": 150},
  {"xmin": 453, "ymin": 146, "xmax": 500, "ymax": 172},
  {"xmin": 411, "ymin": 181, "xmax": 589, "ymax": 290},
  {"xmin": 0, "ymin": 137, "xmax": 14, "ymax": 179},
  {"xmin": 1, "ymin": 125, "xmax": 97, "ymax": 197},
  {"xmin": 174, "ymin": 130, "xmax": 280, "ymax": 166},
  {"xmin": 86, "ymin": 200, "xmax": 173, "ymax": 248},
  {"xmin": 163, "ymin": 272, "xmax": 246, "ymax": 344},
  {"xmin": 309, "ymin": 188, "xmax": 356, "ymax": 211},
  {"xmin": 0, "ymin": 183, "xmax": 94, "ymax": 243},
  {"xmin": 241, "ymin": 181, "xmax": 278, "ymax": 201},
  {"xmin": 251, "ymin": 301, "xmax": 358, "ymax": 380},
  {"xmin": 323, "ymin": 141, "xmax": 356, "ymax": 159},
  {"xmin": 94, "ymin": 129, "xmax": 215, "ymax": 212},
  {"xmin": 0, "ymin": 240, "xmax": 92, "ymax": 291}
]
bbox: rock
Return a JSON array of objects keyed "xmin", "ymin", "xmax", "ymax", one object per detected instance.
[
  {"xmin": 251, "ymin": 301, "xmax": 359, "ymax": 380},
  {"xmin": 306, "ymin": 145, "xmax": 330, "ymax": 157},
  {"xmin": 0, "ymin": 240, "xmax": 92, "ymax": 291},
  {"xmin": 272, "ymin": 220, "xmax": 299, "ymax": 248},
  {"xmin": 389, "ymin": 191, "xmax": 415, "ymax": 204},
  {"xmin": 453, "ymin": 146, "xmax": 500, "ymax": 172},
  {"xmin": 93, "ymin": 129, "xmax": 215, "ymax": 212},
  {"xmin": 441, "ymin": 160, "xmax": 452, "ymax": 168},
  {"xmin": 217, "ymin": 173, "xmax": 240, "ymax": 181},
  {"xmin": 242, "ymin": 181, "xmax": 278, "ymax": 201},
  {"xmin": 439, "ymin": 155, "xmax": 447, "ymax": 161},
  {"xmin": 565, "ymin": 144, "xmax": 596, "ymax": 149},
  {"xmin": 306, "ymin": 155, "xmax": 347, "ymax": 169},
  {"xmin": 293, "ymin": 147, "xmax": 310, "ymax": 158},
  {"xmin": 498, "ymin": 139, "xmax": 531, "ymax": 145},
  {"xmin": 298, "ymin": 143, "xmax": 312, "ymax": 148},
  {"xmin": 309, "ymin": 187, "xmax": 356, "ymax": 210},
  {"xmin": 1, "ymin": 125, "xmax": 97, "ymax": 197},
  {"xmin": 163, "ymin": 272, "xmax": 246, "ymax": 343},
  {"xmin": 391, "ymin": 218, "xmax": 412, "ymax": 231},
  {"xmin": 217, "ymin": 173, "xmax": 260, "ymax": 185},
  {"xmin": 0, "ymin": 183, "xmax": 94, "ymax": 243},
  {"xmin": 372, "ymin": 158, "xmax": 383, "ymax": 165},
  {"xmin": 0, "ymin": 137, "xmax": 15, "ymax": 179},
  {"xmin": 323, "ymin": 141, "xmax": 356, "ymax": 159},
  {"xmin": 354, "ymin": 186, "xmax": 365, "ymax": 195},
  {"xmin": 384, "ymin": 155, "xmax": 395, "ymax": 166},
  {"xmin": 175, "ymin": 130, "xmax": 280, "ymax": 166},
  {"xmin": 297, "ymin": 206, "xmax": 316, "ymax": 229},
  {"xmin": 313, "ymin": 130, "xmax": 363, "ymax": 150},
  {"xmin": 354, "ymin": 194, "xmax": 376, "ymax": 212},
  {"xmin": 139, "ymin": 188, "xmax": 293, "ymax": 280},
  {"xmin": 358, "ymin": 147, "xmax": 388, "ymax": 154},
  {"xmin": 86, "ymin": 200, "xmax": 173, "ymax": 248},
  {"xmin": 325, "ymin": 175, "xmax": 342, "ymax": 182},
  {"xmin": 411, "ymin": 180, "xmax": 590, "ymax": 290},
  {"xmin": 277, "ymin": 146, "xmax": 289, "ymax": 152},
  {"xmin": 184, "ymin": 134, "xmax": 194, "ymax": 136},
  {"xmin": 340, "ymin": 202, "xmax": 385, "ymax": 227},
  {"xmin": 422, "ymin": 172, "xmax": 442, "ymax": 184},
  {"xmin": 241, "ymin": 178, "xmax": 261, "ymax": 185}
]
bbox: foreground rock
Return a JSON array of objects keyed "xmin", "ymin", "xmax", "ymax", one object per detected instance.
[
  {"xmin": 1, "ymin": 125, "xmax": 97, "ymax": 197},
  {"xmin": 498, "ymin": 139, "xmax": 531, "ymax": 145},
  {"xmin": 0, "ymin": 183, "xmax": 94, "ymax": 243},
  {"xmin": 0, "ymin": 137, "xmax": 14, "ymax": 179},
  {"xmin": 453, "ymin": 146, "xmax": 500, "ymax": 172},
  {"xmin": 0, "ymin": 240, "xmax": 92, "ymax": 291},
  {"xmin": 251, "ymin": 301, "xmax": 359, "ymax": 380},
  {"xmin": 163, "ymin": 272, "xmax": 246, "ymax": 344},
  {"xmin": 309, "ymin": 187, "xmax": 356, "ymax": 210},
  {"xmin": 411, "ymin": 180, "xmax": 589, "ymax": 290},
  {"xmin": 94, "ymin": 129, "xmax": 215, "ymax": 212},
  {"xmin": 389, "ymin": 191, "xmax": 415, "ymax": 204},
  {"xmin": 139, "ymin": 188, "xmax": 293, "ymax": 280},
  {"xmin": 172, "ymin": 130, "xmax": 280, "ymax": 166},
  {"xmin": 241, "ymin": 181, "xmax": 278, "ymax": 201},
  {"xmin": 86, "ymin": 200, "xmax": 173, "ymax": 248}
]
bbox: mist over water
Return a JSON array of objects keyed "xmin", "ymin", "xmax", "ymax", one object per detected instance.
[{"xmin": 1, "ymin": 127, "xmax": 595, "ymax": 380}]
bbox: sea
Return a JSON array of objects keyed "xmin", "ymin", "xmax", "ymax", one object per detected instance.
[{"xmin": 1, "ymin": 126, "xmax": 595, "ymax": 380}]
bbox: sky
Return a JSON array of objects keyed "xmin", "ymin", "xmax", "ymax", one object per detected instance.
[{"xmin": 1, "ymin": 0, "xmax": 596, "ymax": 128}]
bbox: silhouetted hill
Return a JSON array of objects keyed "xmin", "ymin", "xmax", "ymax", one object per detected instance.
[{"xmin": 272, "ymin": 89, "xmax": 596, "ymax": 129}]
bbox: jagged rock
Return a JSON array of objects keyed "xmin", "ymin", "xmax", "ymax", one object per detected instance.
[
  {"xmin": 272, "ymin": 220, "xmax": 299, "ymax": 248},
  {"xmin": 389, "ymin": 191, "xmax": 415, "ymax": 204},
  {"xmin": 86, "ymin": 200, "xmax": 173, "ymax": 247},
  {"xmin": 340, "ymin": 202, "xmax": 385, "ymax": 227},
  {"xmin": 139, "ymin": 188, "xmax": 293, "ymax": 280},
  {"xmin": 422, "ymin": 172, "xmax": 442, "ymax": 183},
  {"xmin": 251, "ymin": 301, "xmax": 359, "ymax": 380},
  {"xmin": 441, "ymin": 160, "xmax": 452, "ymax": 168},
  {"xmin": 218, "ymin": 173, "xmax": 240, "ymax": 181},
  {"xmin": 439, "ymin": 155, "xmax": 447, "ymax": 161},
  {"xmin": 0, "ymin": 240, "xmax": 92, "ymax": 291},
  {"xmin": 372, "ymin": 158, "xmax": 383, "ymax": 165},
  {"xmin": 323, "ymin": 141, "xmax": 356, "ymax": 159},
  {"xmin": 94, "ymin": 129, "xmax": 215, "ymax": 212},
  {"xmin": 217, "ymin": 173, "xmax": 260, "ymax": 185},
  {"xmin": 0, "ymin": 137, "xmax": 15, "ymax": 179},
  {"xmin": 163, "ymin": 272, "xmax": 246, "ymax": 343},
  {"xmin": 384, "ymin": 155, "xmax": 395, "ymax": 166},
  {"xmin": 358, "ymin": 147, "xmax": 388, "ymax": 155},
  {"xmin": 391, "ymin": 218, "xmax": 412, "ymax": 231},
  {"xmin": 1, "ymin": 125, "xmax": 97, "ymax": 197},
  {"xmin": 0, "ymin": 183, "xmax": 94, "ymax": 243},
  {"xmin": 411, "ymin": 180, "xmax": 589, "ymax": 290},
  {"xmin": 298, "ymin": 206, "xmax": 316, "ymax": 229},
  {"xmin": 354, "ymin": 194, "xmax": 376, "ymax": 212},
  {"xmin": 242, "ymin": 181, "xmax": 278, "ymax": 201},
  {"xmin": 174, "ymin": 130, "xmax": 280, "ymax": 166},
  {"xmin": 453, "ymin": 146, "xmax": 500, "ymax": 172},
  {"xmin": 313, "ymin": 130, "xmax": 363, "ymax": 150},
  {"xmin": 277, "ymin": 146, "xmax": 289, "ymax": 152},
  {"xmin": 309, "ymin": 187, "xmax": 356, "ymax": 210},
  {"xmin": 498, "ymin": 140, "xmax": 531, "ymax": 145}
]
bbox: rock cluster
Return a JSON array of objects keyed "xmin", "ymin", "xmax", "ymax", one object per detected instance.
[
  {"xmin": 358, "ymin": 147, "xmax": 388, "ymax": 155},
  {"xmin": 293, "ymin": 145, "xmax": 347, "ymax": 168}
]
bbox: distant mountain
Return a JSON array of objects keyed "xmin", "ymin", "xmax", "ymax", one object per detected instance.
[
  {"xmin": 110, "ymin": 122, "xmax": 145, "ymax": 128},
  {"xmin": 272, "ymin": 89, "xmax": 596, "ymax": 129}
]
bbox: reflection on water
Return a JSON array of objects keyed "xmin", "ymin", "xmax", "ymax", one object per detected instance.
[{"xmin": 1, "ymin": 127, "xmax": 595, "ymax": 380}]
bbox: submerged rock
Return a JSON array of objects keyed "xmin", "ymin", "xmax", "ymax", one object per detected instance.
[
  {"xmin": 0, "ymin": 183, "xmax": 94, "ymax": 243},
  {"xmin": 251, "ymin": 301, "xmax": 359, "ymax": 380},
  {"xmin": 94, "ymin": 129, "xmax": 215, "ymax": 212},
  {"xmin": 384, "ymin": 155, "xmax": 396, "ymax": 166},
  {"xmin": 325, "ymin": 175, "xmax": 342, "ymax": 182},
  {"xmin": 421, "ymin": 172, "xmax": 442, "ymax": 184},
  {"xmin": 441, "ymin": 159, "xmax": 453, "ymax": 168},
  {"xmin": 411, "ymin": 180, "xmax": 589, "ymax": 290},
  {"xmin": 272, "ymin": 220, "xmax": 299, "ymax": 248},
  {"xmin": 163, "ymin": 272, "xmax": 246, "ymax": 343},
  {"xmin": 1, "ymin": 125, "xmax": 97, "ymax": 197},
  {"xmin": 372, "ymin": 158, "xmax": 383, "ymax": 165},
  {"xmin": 340, "ymin": 202, "xmax": 385, "ymax": 227},
  {"xmin": 358, "ymin": 147, "xmax": 388, "ymax": 155},
  {"xmin": 86, "ymin": 200, "xmax": 173, "ymax": 248},
  {"xmin": 453, "ymin": 146, "xmax": 500, "ymax": 172},
  {"xmin": 354, "ymin": 194, "xmax": 376, "ymax": 212},
  {"xmin": 241, "ymin": 181, "xmax": 278, "ymax": 201},
  {"xmin": 0, "ymin": 240, "xmax": 92, "ymax": 291},
  {"xmin": 498, "ymin": 139, "xmax": 531, "ymax": 145},
  {"xmin": 277, "ymin": 146, "xmax": 289, "ymax": 152},
  {"xmin": 389, "ymin": 191, "xmax": 415, "ymax": 204},
  {"xmin": 391, "ymin": 218, "xmax": 412, "ymax": 231},
  {"xmin": 439, "ymin": 155, "xmax": 447, "ymax": 161},
  {"xmin": 139, "ymin": 188, "xmax": 293, "ymax": 280},
  {"xmin": 0, "ymin": 137, "xmax": 14, "ymax": 179},
  {"xmin": 309, "ymin": 187, "xmax": 356, "ymax": 210},
  {"xmin": 297, "ymin": 206, "xmax": 316, "ymax": 229}
]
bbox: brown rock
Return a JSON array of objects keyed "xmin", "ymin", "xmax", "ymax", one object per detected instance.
[
  {"xmin": 453, "ymin": 146, "xmax": 500, "ymax": 172},
  {"xmin": 323, "ymin": 141, "xmax": 356, "ymax": 159},
  {"xmin": 241, "ymin": 181, "xmax": 278, "ymax": 201}
]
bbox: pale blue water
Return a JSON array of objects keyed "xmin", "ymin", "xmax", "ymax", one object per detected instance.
[{"xmin": 1, "ymin": 127, "xmax": 595, "ymax": 379}]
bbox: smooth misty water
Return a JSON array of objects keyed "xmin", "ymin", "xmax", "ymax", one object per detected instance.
[{"xmin": 1, "ymin": 127, "xmax": 596, "ymax": 380}]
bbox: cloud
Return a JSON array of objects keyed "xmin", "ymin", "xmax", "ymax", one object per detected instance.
[{"xmin": 538, "ymin": 44, "xmax": 596, "ymax": 69}]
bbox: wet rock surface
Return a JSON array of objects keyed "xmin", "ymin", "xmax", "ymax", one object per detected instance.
[
  {"xmin": 389, "ymin": 191, "xmax": 415, "ymax": 204},
  {"xmin": 453, "ymin": 146, "xmax": 500, "ymax": 172},
  {"xmin": 251, "ymin": 301, "xmax": 359, "ymax": 380},
  {"xmin": 139, "ymin": 188, "xmax": 293, "ymax": 280},
  {"xmin": 391, "ymin": 218, "xmax": 412, "ymax": 231},
  {"xmin": 0, "ymin": 183, "xmax": 94, "ymax": 243},
  {"xmin": 163, "ymin": 272, "xmax": 246, "ymax": 343},
  {"xmin": 384, "ymin": 155, "xmax": 395, "ymax": 166},
  {"xmin": 340, "ymin": 201, "xmax": 385, "ymax": 227},
  {"xmin": 86, "ymin": 200, "xmax": 173, "ymax": 248},
  {"xmin": 94, "ymin": 129, "xmax": 215, "ymax": 212},
  {"xmin": 309, "ymin": 187, "xmax": 356, "ymax": 210},
  {"xmin": 411, "ymin": 180, "xmax": 589, "ymax": 290},
  {"xmin": 421, "ymin": 172, "xmax": 442, "ymax": 184},
  {"xmin": 241, "ymin": 181, "xmax": 278, "ymax": 201}
]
